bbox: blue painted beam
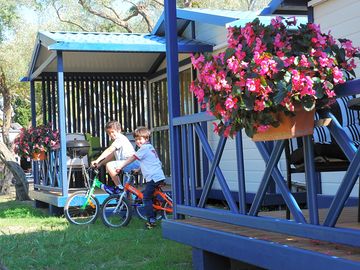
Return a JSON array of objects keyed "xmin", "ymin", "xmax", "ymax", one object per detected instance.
[
  {"xmin": 175, "ymin": 205, "xmax": 360, "ymax": 248},
  {"xmin": 47, "ymin": 36, "xmax": 213, "ymax": 53},
  {"xmin": 30, "ymin": 80, "xmax": 39, "ymax": 186},
  {"xmin": 235, "ymin": 132, "xmax": 246, "ymax": 214},
  {"xmin": 334, "ymin": 79, "xmax": 360, "ymax": 97},
  {"xmin": 187, "ymin": 125, "xmax": 197, "ymax": 206},
  {"xmin": 302, "ymin": 135, "xmax": 319, "ymax": 225},
  {"xmin": 163, "ymin": 220, "xmax": 360, "ymax": 270},
  {"xmin": 29, "ymin": 51, "xmax": 57, "ymax": 80},
  {"xmin": 27, "ymin": 42, "xmax": 41, "ymax": 80},
  {"xmin": 173, "ymin": 112, "xmax": 215, "ymax": 126},
  {"xmin": 181, "ymin": 125, "xmax": 190, "ymax": 205},
  {"xmin": 176, "ymin": 9, "xmax": 249, "ymax": 26},
  {"xmin": 194, "ymin": 124, "xmax": 239, "ymax": 213},
  {"xmin": 164, "ymin": 0, "xmax": 182, "ymax": 219},
  {"xmin": 251, "ymin": 141, "xmax": 306, "ymax": 224},
  {"xmin": 197, "ymin": 135, "xmax": 227, "ymax": 208},
  {"xmin": 56, "ymin": 51, "xmax": 68, "ymax": 196},
  {"xmin": 259, "ymin": 0, "xmax": 283, "ymax": 16},
  {"xmin": 324, "ymin": 149, "xmax": 360, "ymax": 227}
]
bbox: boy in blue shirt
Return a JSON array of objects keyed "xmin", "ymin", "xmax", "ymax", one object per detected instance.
[{"xmin": 116, "ymin": 126, "xmax": 165, "ymax": 229}]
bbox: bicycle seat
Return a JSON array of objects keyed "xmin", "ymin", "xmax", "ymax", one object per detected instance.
[{"xmin": 157, "ymin": 181, "xmax": 166, "ymax": 188}]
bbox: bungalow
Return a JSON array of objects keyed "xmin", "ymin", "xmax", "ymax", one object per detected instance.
[{"xmin": 23, "ymin": 1, "xmax": 360, "ymax": 268}]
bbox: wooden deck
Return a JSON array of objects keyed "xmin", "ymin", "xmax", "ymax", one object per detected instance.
[
  {"xmin": 180, "ymin": 207, "xmax": 360, "ymax": 262},
  {"xmin": 163, "ymin": 207, "xmax": 360, "ymax": 270}
]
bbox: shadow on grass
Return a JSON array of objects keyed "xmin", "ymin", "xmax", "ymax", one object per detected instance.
[{"xmin": 0, "ymin": 199, "xmax": 192, "ymax": 270}]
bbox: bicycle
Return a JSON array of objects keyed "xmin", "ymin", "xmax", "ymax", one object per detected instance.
[
  {"xmin": 64, "ymin": 166, "xmax": 105, "ymax": 225},
  {"xmin": 101, "ymin": 171, "xmax": 173, "ymax": 228}
]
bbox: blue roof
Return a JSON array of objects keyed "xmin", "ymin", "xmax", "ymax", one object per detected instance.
[
  {"xmin": 227, "ymin": 16, "xmax": 308, "ymax": 28},
  {"xmin": 260, "ymin": 0, "xmax": 308, "ymax": 16},
  {"xmin": 152, "ymin": 8, "xmax": 258, "ymax": 36},
  {"xmin": 38, "ymin": 31, "xmax": 212, "ymax": 53}
]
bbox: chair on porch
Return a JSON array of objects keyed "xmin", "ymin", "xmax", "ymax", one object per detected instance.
[
  {"xmin": 285, "ymin": 96, "xmax": 360, "ymax": 220},
  {"xmin": 84, "ymin": 133, "xmax": 102, "ymax": 161}
]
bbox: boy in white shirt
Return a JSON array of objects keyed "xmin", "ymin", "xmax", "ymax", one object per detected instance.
[
  {"xmin": 115, "ymin": 126, "xmax": 165, "ymax": 229},
  {"xmin": 91, "ymin": 121, "xmax": 140, "ymax": 194}
]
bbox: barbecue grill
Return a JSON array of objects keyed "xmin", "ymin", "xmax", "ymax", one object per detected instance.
[{"xmin": 66, "ymin": 139, "xmax": 90, "ymax": 158}]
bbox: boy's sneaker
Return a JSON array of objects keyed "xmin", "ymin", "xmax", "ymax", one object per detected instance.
[
  {"xmin": 101, "ymin": 184, "xmax": 121, "ymax": 195},
  {"xmin": 145, "ymin": 222, "xmax": 156, "ymax": 229},
  {"xmin": 113, "ymin": 186, "xmax": 122, "ymax": 194}
]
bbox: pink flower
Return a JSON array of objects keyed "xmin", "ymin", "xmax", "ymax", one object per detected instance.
[
  {"xmin": 190, "ymin": 17, "xmax": 360, "ymax": 138},
  {"xmin": 246, "ymin": 78, "xmax": 260, "ymax": 93},
  {"xmin": 224, "ymin": 96, "xmax": 238, "ymax": 110},
  {"xmin": 332, "ymin": 67, "xmax": 344, "ymax": 84},
  {"xmin": 191, "ymin": 54, "xmax": 205, "ymax": 69},
  {"xmin": 254, "ymin": 99, "xmax": 266, "ymax": 112}
]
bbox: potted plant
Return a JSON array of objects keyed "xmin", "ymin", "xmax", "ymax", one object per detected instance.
[
  {"xmin": 190, "ymin": 17, "xmax": 360, "ymax": 140},
  {"xmin": 13, "ymin": 123, "xmax": 59, "ymax": 160}
]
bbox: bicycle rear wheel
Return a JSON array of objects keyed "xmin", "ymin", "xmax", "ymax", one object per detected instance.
[
  {"xmin": 101, "ymin": 195, "xmax": 132, "ymax": 228},
  {"xmin": 162, "ymin": 201, "xmax": 173, "ymax": 220},
  {"xmin": 134, "ymin": 196, "xmax": 163, "ymax": 221},
  {"xmin": 64, "ymin": 191, "xmax": 100, "ymax": 225}
]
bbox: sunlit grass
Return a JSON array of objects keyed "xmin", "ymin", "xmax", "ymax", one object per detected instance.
[{"xmin": 0, "ymin": 195, "xmax": 192, "ymax": 270}]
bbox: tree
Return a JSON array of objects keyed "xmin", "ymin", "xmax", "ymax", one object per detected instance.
[
  {"xmin": 35, "ymin": 0, "xmax": 270, "ymax": 33},
  {"xmin": 34, "ymin": 0, "xmax": 164, "ymax": 33},
  {"xmin": 0, "ymin": 0, "xmax": 35, "ymax": 199}
]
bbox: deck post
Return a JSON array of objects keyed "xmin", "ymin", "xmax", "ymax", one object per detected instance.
[
  {"xmin": 30, "ymin": 80, "xmax": 39, "ymax": 186},
  {"xmin": 57, "ymin": 51, "xmax": 68, "ymax": 196},
  {"xmin": 192, "ymin": 248, "xmax": 230, "ymax": 270},
  {"xmin": 164, "ymin": 0, "xmax": 182, "ymax": 218}
]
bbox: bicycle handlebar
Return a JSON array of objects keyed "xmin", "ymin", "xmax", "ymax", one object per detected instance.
[{"xmin": 87, "ymin": 167, "xmax": 99, "ymax": 175}]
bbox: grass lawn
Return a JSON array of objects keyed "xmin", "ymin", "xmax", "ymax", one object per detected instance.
[{"xmin": 0, "ymin": 193, "xmax": 192, "ymax": 270}]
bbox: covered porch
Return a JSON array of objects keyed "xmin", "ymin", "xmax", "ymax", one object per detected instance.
[{"xmin": 22, "ymin": 14, "xmax": 214, "ymax": 212}]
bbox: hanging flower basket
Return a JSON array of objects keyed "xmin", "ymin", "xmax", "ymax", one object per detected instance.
[
  {"xmin": 190, "ymin": 17, "xmax": 360, "ymax": 139},
  {"xmin": 252, "ymin": 104, "xmax": 315, "ymax": 141},
  {"xmin": 32, "ymin": 151, "xmax": 47, "ymax": 161},
  {"xmin": 14, "ymin": 123, "xmax": 59, "ymax": 160}
]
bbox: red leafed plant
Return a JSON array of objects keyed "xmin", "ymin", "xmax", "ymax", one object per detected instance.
[
  {"xmin": 190, "ymin": 16, "xmax": 360, "ymax": 138},
  {"xmin": 14, "ymin": 123, "xmax": 59, "ymax": 159}
]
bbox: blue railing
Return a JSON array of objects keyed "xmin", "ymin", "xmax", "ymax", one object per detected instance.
[
  {"xmin": 33, "ymin": 148, "xmax": 62, "ymax": 192},
  {"xmin": 171, "ymin": 80, "xmax": 360, "ymax": 248}
]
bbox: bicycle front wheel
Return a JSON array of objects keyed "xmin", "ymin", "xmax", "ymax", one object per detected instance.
[
  {"xmin": 64, "ymin": 191, "xmax": 100, "ymax": 225},
  {"xmin": 101, "ymin": 195, "xmax": 132, "ymax": 228}
]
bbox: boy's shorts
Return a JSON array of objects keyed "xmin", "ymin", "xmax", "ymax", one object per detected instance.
[{"xmin": 107, "ymin": 159, "xmax": 140, "ymax": 173}]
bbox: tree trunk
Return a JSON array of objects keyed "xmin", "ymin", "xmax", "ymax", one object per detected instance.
[
  {"xmin": 0, "ymin": 141, "xmax": 30, "ymax": 201},
  {"xmin": 0, "ymin": 69, "xmax": 12, "ymax": 147}
]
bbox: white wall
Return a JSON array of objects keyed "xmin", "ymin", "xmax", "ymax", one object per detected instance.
[{"xmin": 308, "ymin": 0, "xmax": 360, "ymax": 196}]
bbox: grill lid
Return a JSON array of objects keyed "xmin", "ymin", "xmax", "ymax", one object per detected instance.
[{"xmin": 66, "ymin": 140, "xmax": 90, "ymax": 158}]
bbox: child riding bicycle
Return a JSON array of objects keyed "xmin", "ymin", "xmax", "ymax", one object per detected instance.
[
  {"xmin": 91, "ymin": 121, "xmax": 140, "ymax": 194},
  {"xmin": 114, "ymin": 126, "xmax": 166, "ymax": 229}
]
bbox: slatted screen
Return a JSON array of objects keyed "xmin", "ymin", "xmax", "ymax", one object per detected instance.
[{"xmin": 40, "ymin": 73, "xmax": 147, "ymax": 147}]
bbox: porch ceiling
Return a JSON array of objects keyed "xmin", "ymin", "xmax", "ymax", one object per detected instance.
[{"xmin": 27, "ymin": 30, "xmax": 213, "ymax": 80}]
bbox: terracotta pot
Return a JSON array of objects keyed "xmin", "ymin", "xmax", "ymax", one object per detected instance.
[
  {"xmin": 32, "ymin": 151, "xmax": 46, "ymax": 161},
  {"xmin": 252, "ymin": 106, "xmax": 315, "ymax": 142}
]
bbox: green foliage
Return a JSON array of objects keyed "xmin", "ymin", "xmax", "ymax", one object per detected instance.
[
  {"xmin": 0, "ymin": 197, "xmax": 192, "ymax": 270},
  {"xmin": 0, "ymin": 0, "xmax": 18, "ymax": 41},
  {"xmin": 13, "ymin": 96, "xmax": 31, "ymax": 127}
]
